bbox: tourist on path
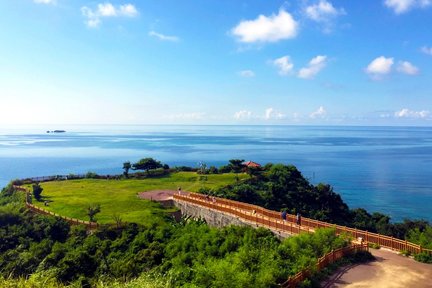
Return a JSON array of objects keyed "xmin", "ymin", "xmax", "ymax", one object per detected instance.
[
  {"xmin": 281, "ymin": 210, "xmax": 287, "ymax": 222},
  {"xmin": 296, "ymin": 213, "xmax": 301, "ymax": 226}
]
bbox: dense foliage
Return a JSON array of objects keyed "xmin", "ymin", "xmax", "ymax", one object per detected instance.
[
  {"xmin": 0, "ymin": 185, "xmax": 352, "ymax": 287},
  {"xmin": 201, "ymin": 162, "xmax": 432, "ymax": 258}
]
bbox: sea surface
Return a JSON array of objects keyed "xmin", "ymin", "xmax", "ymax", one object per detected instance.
[{"xmin": 0, "ymin": 125, "xmax": 431, "ymax": 222}]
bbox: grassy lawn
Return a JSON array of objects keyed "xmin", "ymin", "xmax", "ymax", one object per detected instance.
[{"xmin": 31, "ymin": 172, "xmax": 247, "ymax": 225}]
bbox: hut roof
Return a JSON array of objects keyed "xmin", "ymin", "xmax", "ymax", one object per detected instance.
[{"xmin": 243, "ymin": 161, "xmax": 261, "ymax": 168}]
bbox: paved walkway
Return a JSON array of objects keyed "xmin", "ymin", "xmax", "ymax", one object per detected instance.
[{"xmin": 322, "ymin": 248, "xmax": 432, "ymax": 288}]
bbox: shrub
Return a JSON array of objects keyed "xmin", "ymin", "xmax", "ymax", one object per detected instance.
[
  {"xmin": 368, "ymin": 243, "xmax": 380, "ymax": 249},
  {"xmin": 32, "ymin": 183, "xmax": 43, "ymax": 201},
  {"xmin": 208, "ymin": 166, "xmax": 218, "ymax": 174},
  {"xmin": 174, "ymin": 166, "xmax": 196, "ymax": 172},
  {"xmin": 85, "ymin": 172, "xmax": 99, "ymax": 179},
  {"xmin": 414, "ymin": 252, "xmax": 432, "ymax": 263}
]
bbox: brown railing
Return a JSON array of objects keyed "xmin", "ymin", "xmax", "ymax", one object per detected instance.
[
  {"xmin": 280, "ymin": 243, "xmax": 369, "ymax": 288},
  {"xmin": 173, "ymin": 192, "xmax": 432, "ymax": 256},
  {"xmin": 14, "ymin": 185, "xmax": 98, "ymax": 229}
]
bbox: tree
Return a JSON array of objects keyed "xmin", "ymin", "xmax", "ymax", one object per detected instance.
[
  {"xmin": 112, "ymin": 213, "xmax": 123, "ymax": 229},
  {"xmin": 228, "ymin": 159, "xmax": 245, "ymax": 173},
  {"xmin": 123, "ymin": 161, "xmax": 131, "ymax": 178},
  {"xmin": 245, "ymin": 166, "xmax": 261, "ymax": 178},
  {"xmin": 32, "ymin": 183, "xmax": 43, "ymax": 201},
  {"xmin": 87, "ymin": 204, "xmax": 101, "ymax": 222},
  {"xmin": 132, "ymin": 158, "xmax": 163, "ymax": 175},
  {"xmin": 198, "ymin": 161, "xmax": 208, "ymax": 174}
]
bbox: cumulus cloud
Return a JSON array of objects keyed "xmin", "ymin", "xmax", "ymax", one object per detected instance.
[
  {"xmin": 231, "ymin": 10, "xmax": 298, "ymax": 43},
  {"xmin": 305, "ymin": 0, "xmax": 345, "ymax": 21},
  {"xmin": 273, "ymin": 56, "xmax": 294, "ymax": 75},
  {"xmin": 384, "ymin": 0, "xmax": 431, "ymax": 14},
  {"xmin": 81, "ymin": 3, "xmax": 138, "ymax": 28},
  {"xmin": 238, "ymin": 70, "xmax": 255, "ymax": 77},
  {"xmin": 234, "ymin": 110, "xmax": 253, "ymax": 120},
  {"xmin": 304, "ymin": 0, "xmax": 345, "ymax": 33},
  {"xmin": 119, "ymin": 3, "xmax": 139, "ymax": 17},
  {"xmin": 310, "ymin": 106, "xmax": 326, "ymax": 118},
  {"xmin": 421, "ymin": 46, "xmax": 432, "ymax": 55},
  {"xmin": 365, "ymin": 56, "xmax": 394, "ymax": 79},
  {"xmin": 34, "ymin": 0, "xmax": 56, "ymax": 4},
  {"xmin": 397, "ymin": 61, "xmax": 419, "ymax": 75},
  {"xmin": 149, "ymin": 31, "xmax": 179, "ymax": 42},
  {"xmin": 298, "ymin": 55, "xmax": 327, "ymax": 79},
  {"xmin": 394, "ymin": 108, "xmax": 430, "ymax": 118},
  {"xmin": 264, "ymin": 108, "xmax": 285, "ymax": 120}
]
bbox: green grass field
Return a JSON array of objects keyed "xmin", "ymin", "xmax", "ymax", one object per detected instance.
[{"xmin": 32, "ymin": 172, "xmax": 246, "ymax": 225}]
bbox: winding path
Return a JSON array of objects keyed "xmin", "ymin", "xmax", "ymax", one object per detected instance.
[{"xmin": 322, "ymin": 248, "xmax": 432, "ymax": 288}]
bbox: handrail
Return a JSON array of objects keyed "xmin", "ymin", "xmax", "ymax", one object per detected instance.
[
  {"xmin": 173, "ymin": 192, "xmax": 432, "ymax": 255},
  {"xmin": 280, "ymin": 243, "xmax": 368, "ymax": 288}
]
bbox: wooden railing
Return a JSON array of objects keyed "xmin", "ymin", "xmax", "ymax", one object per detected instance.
[
  {"xmin": 14, "ymin": 185, "xmax": 98, "ymax": 229},
  {"xmin": 173, "ymin": 192, "xmax": 432, "ymax": 256},
  {"xmin": 280, "ymin": 243, "xmax": 369, "ymax": 288}
]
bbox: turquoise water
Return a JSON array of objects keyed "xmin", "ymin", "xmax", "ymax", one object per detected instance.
[{"xmin": 1, "ymin": 125, "xmax": 431, "ymax": 222}]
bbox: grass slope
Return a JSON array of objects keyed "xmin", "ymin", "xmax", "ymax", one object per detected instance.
[{"xmin": 32, "ymin": 172, "xmax": 246, "ymax": 225}]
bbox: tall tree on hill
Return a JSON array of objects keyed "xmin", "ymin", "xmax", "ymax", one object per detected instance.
[
  {"xmin": 132, "ymin": 158, "xmax": 163, "ymax": 175},
  {"xmin": 32, "ymin": 183, "xmax": 43, "ymax": 201},
  {"xmin": 228, "ymin": 159, "xmax": 245, "ymax": 173},
  {"xmin": 123, "ymin": 161, "xmax": 131, "ymax": 178}
]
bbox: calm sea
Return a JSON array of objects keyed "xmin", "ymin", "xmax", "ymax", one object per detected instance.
[{"xmin": 0, "ymin": 125, "xmax": 431, "ymax": 222}]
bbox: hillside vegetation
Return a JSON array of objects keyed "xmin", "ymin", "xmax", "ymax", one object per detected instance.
[{"xmin": 0, "ymin": 184, "xmax": 352, "ymax": 287}]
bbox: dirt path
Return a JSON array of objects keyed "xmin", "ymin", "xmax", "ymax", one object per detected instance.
[
  {"xmin": 137, "ymin": 190, "xmax": 185, "ymax": 201},
  {"xmin": 322, "ymin": 248, "xmax": 432, "ymax": 288}
]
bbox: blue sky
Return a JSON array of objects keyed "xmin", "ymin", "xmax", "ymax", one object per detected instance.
[{"xmin": 1, "ymin": 0, "xmax": 432, "ymax": 125}]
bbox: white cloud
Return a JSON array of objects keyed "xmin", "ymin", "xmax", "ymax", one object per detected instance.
[
  {"xmin": 384, "ymin": 0, "xmax": 431, "ymax": 14},
  {"xmin": 231, "ymin": 10, "xmax": 298, "ymax": 43},
  {"xmin": 273, "ymin": 56, "xmax": 294, "ymax": 75},
  {"xmin": 81, "ymin": 3, "xmax": 138, "ymax": 28},
  {"xmin": 298, "ymin": 55, "xmax": 327, "ymax": 79},
  {"xmin": 238, "ymin": 70, "xmax": 255, "ymax": 77},
  {"xmin": 365, "ymin": 56, "xmax": 394, "ymax": 79},
  {"xmin": 421, "ymin": 46, "xmax": 432, "ymax": 55},
  {"xmin": 34, "ymin": 0, "xmax": 56, "ymax": 4},
  {"xmin": 234, "ymin": 110, "xmax": 253, "ymax": 120},
  {"xmin": 98, "ymin": 3, "xmax": 117, "ymax": 16},
  {"xmin": 305, "ymin": 0, "xmax": 345, "ymax": 22},
  {"xmin": 310, "ymin": 106, "xmax": 326, "ymax": 118},
  {"xmin": 264, "ymin": 108, "xmax": 285, "ymax": 120},
  {"xmin": 394, "ymin": 108, "xmax": 430, "ymax": 118},
  {"xmin": 119, "ymin": 4, "xmax": 138, "ymax": 17},
  {"xmin": 149, "ymin": 31, "xmax": 179, "ymax": 42},
  {"xmin": 397, "ymin": 61, "xmax": 419, "ymax": 75}
]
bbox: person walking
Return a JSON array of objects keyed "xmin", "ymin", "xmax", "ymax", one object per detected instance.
[
  {"xmin": 296, "ymin": 212, "xmax": 301, "ymax": 226},
  {"xmin": 281, "ymin": 210, "xmax": 287, "ymax": 222}
]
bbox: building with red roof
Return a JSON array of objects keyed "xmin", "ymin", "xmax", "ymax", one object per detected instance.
[{"xmin": 242, "ymin": 161, "xmax": 261, "ymax": 168}]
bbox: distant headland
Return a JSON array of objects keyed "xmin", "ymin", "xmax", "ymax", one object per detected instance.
[{"xmin": 46, "ymin": 130, "xmax": 66, "ymax": 133}]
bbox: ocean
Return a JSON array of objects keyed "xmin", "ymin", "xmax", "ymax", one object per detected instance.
[{"xmin": 0, "ymin": 125, "xmax": 431, "ymax": 222}]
